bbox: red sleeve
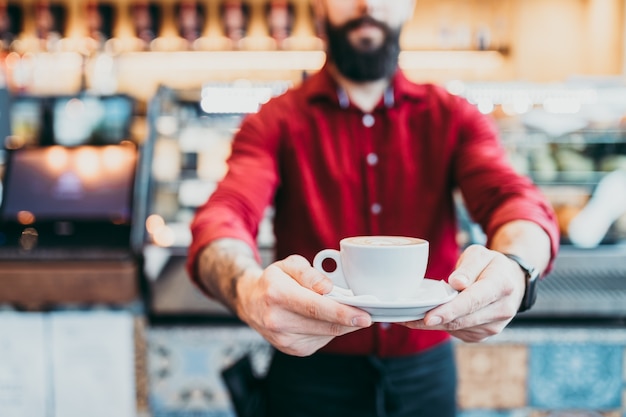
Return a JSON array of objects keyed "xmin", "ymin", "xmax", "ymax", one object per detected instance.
[
  {"xmin": 451, "ymin": 96, "xmax": 560, "ymax": 272},
  {"xmin": 186, "ymin": 101, "xmax": 282, "ymax": 291}
]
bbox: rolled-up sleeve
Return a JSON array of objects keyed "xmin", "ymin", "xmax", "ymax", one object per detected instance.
[
  {"xmin": 452, "ymin": 97, "xmax": 560, "ymax": 270},
  {"xmin": 186, "ymin": 106, "xmax": 281, "ymax": 287}
]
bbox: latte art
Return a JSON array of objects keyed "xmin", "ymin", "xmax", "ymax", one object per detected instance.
[{"xmin": 347, "ymin": 236, "xmax": 423, "ymax": 246}]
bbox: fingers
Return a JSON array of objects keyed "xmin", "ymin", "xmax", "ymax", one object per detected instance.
[
  {"xmin": 414, "ymin": 290, "xmax": 511, "ymax": 329},
  {"xmin": 277, "ymin": 282, "xmax": 372, "ymax": 329},
  {"xmin": 418, "ymin": 245, "xmax": 501, "ymax": 327},
  {"xmin": 265, "ymin": 259, "xmax": 372, "ymax": 329},
  {"xmin": 273, "ymin": 255, "xmax": 372, "ymax": 326},
  {"xmin": 241, "ymin": 255, "xmax": 373, "ymax": 357},
  {"xmin": 275, "ymin": 254, "xmax": 334, "ymax": 294},
  {"xmin": 448, "ymin": 244, "xmax": 496, "ymax": 291},
  {"xmin": 254, "ymin": 263, "xmax": 372, "ymax": 356},
  {"xmin": 265, "ymin": 298, "xmax": 371, "ymax": 356},
  {"xmin": 401, "ymin": 297, "xmax": 513, "ymax": 344},
  {"xmin": 264, "ymin": 305, "xmax": 369, "ymax": 339},
  {"xmin": 447, "ymin": 318, "xmax": 511, "ymax": 343},
  {"xmin": 401, "ymin": 248, "xmax": 523, "ymax": 339},
  {"xmin": 433, "ymin": 269, "xmax": 510, "ymax": 323}
]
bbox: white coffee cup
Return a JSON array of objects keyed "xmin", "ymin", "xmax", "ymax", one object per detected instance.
[{"xmin": 312, "ymin": 236, "xmax": 429, "ymax": 301}]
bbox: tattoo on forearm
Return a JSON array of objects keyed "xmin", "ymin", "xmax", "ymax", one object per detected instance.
[
  {"xmin": 228, "ymin": 269, "xmax": 246, "ymax": 301},
  {"xmin": 198, "ymin": 239, "xmax": 260, "ymax": 312}
]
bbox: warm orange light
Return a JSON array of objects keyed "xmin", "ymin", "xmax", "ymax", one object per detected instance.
[
  {"xmin": 4, "ymin": 52, "xmax": 20, "ymax": 69},
  {"xmin": 153, "ymin": 225, "xmax": 175, "ymax": 247},
  {"xmin": 145, "ymin": 214, "xmax": 165, "ymax": 235},
  {"xmin": 102, "ymin": 145, "xmax": 133, "ymax": 172},
  {"xmin": 4, "ymin": 135, "xmax": 25, "ymax": 150},
  {"xmin": 17, "ymin": 211, "xmax": 36, "ymax": 225},
  {"xmin": 45, "ymin": 146, "xmax": 69, "ymax": 172},
  {"xmin": 74, "ymin": 147, "xmax": 100, "ymax": 179}
]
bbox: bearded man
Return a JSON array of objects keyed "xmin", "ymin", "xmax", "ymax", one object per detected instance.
[{"xmin": 187, "ymin": 1, "xmax": 559, "ymax": 416}]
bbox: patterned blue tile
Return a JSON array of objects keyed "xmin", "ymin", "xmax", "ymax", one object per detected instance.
[
  {"xmin": 147, "ymin": 326, "xmax": 271, "ymax": 416},
  {"xmin": 528, "ymin": 343, "xmax": 623, "ymax": 409},
  {"xmin": 458, "ymin": 410, "xmax": 529, "ymax": 417}
]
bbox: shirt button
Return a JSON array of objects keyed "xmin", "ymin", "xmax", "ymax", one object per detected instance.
[
  {"xmin": 366, "ymin": 153, "xmax": 378, "ymax": 166},
  {"xmin": 362, "ymin": 114, "xmax": 375, "ymax": 127},
  {"xmin": 371, "ymin": 203, "xmax": 382, "ymax": 215}
]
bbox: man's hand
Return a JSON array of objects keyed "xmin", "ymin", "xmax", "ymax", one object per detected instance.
[
  {"xmin": 401, "ymin": 244, "xmax": 526, "ymax": 342},
  {"xmin": 234, "ymin": 255, "xmax": 372, "ymax": 356}
]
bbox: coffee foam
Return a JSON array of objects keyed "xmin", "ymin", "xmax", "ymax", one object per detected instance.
[{"xmin": 346, "ymin": 236, "xmax": 422, "ymax": 246}]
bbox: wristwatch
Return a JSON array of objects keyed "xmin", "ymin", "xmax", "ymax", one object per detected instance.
[{"xmin": 503, "ymin": 253, "xmax": 540, "ymax": 313}]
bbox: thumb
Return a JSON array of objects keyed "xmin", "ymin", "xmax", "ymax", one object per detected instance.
[
  {"xmin": 448, "ymin": 272, "xmax": 470, "ymax": 291},
  {"xmin": 448, "ymin": 245, "xmax": 495, "ymax": 291},
  {"xmin": 275, "ymin": 255, "xmax": 334, "ymax": 294}
]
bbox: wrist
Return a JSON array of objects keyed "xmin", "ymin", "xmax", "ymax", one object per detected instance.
[
  {"xmin": 503, "ymin": 253, "xmax": 540, "ymax": 313},
  {"xmin": 232, "ymin": 266, "xmax": 263, "ymax": 319}
]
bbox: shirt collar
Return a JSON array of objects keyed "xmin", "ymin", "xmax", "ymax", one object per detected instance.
[{"xmin": 303, "ymin": 62, "xmax": 428, "ymax": 109}]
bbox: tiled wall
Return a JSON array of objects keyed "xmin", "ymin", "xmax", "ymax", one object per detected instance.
[
  {"xmin": 146, "ymin": 326, "xmax": 272, "ymax": 417},
  {"xmin": 145, "ymin": 325, "xmax": 626, "ymax": 417},
  {"xmin": 3, "ymin": 312, "xmax": 624, "ymax": 416},
  {"xmin": 456, "ymin": 327, "xmax": 626, "ymax": 417}
]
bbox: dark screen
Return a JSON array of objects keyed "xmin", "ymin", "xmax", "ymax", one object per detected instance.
[{"xmin": 1, "ymin": 145, "xmax": 137, "ymax": 223}]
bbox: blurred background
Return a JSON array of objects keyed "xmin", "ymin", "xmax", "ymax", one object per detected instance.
[{"xmin": 0, "ymin": 1, "xmax": 625, "ymax": 416}]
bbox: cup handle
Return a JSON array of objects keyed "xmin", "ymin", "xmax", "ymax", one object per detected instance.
[{"xmin": 312, "ymin": 249, "xmax": 349, "ymax": 289}]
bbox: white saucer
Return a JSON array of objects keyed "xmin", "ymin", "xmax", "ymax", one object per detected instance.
[{"xmin": 326, "ymin": 279, "xmax": 458, "ymax": 323}]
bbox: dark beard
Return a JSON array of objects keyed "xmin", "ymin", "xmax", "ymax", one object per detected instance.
[{"xmin": 324, "ymin": 16, "xmax": 401, "ymax": 82}]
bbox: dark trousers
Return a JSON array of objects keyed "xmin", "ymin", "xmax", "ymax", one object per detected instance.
[{"xmin": 265, "ymin": 341, "xmax": 457, "ymax": 417}]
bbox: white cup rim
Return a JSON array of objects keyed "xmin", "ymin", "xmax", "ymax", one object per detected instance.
[{"xmin": 340, "ymin": 236, "xmax": 428, "ymax": 248}]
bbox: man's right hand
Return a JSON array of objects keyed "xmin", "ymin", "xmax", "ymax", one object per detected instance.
[{"xmin": 235, "ymin": 254, "xmax": 372, "ymax": 357}]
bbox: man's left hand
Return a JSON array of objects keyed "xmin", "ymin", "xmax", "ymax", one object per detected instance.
[{"xmin": 401, "ymin": 244, "xmax": 526, "ymax": 342}]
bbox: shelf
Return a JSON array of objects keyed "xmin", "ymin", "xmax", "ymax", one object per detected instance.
[
  {"xmin": 4, "ymin": 49, "xmax": 508, "ymax": 99},
  {"xmin": 400, "ymin": 50, "xmax": 506, "ymax": 71},
  {"xmin": 5, "ymin": 49, "xmax": 507, "ymax": 79},
  {"xmin": 531, "ymin": 171, "xmax": 611, "ymax": 187},
  {"xmin": 114, "ymin": 49, "xmax": 506, "ymax": 72},
  {"xmin": 501, "ymin": 129, "xmax": 626, "ymax": 144}
]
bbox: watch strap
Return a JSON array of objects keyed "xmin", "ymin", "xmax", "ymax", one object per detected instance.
[{"xmin": 503, "ymin": 253, "xmax": 539, "ymax": 313}]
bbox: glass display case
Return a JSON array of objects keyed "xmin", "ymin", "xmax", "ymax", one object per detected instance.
[
  {"xmin": 456, "ymin": 78, "xmax": 626, "ymax": 319},
  {"xmin": 139, "ymin": 81, "xmax": 290, "ymax": 320},
  {"xmin": 458, "ymin": 79, "xmax": 626, "ymax": 246},
  {"xmin": 137, "ymin": 77, "xmax": 626, "ymax": 321}
]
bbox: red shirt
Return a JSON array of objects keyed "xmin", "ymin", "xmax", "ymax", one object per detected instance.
[{"xmin": 188, "ymin": 65, "xmax": 560, "ymax": 357}]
